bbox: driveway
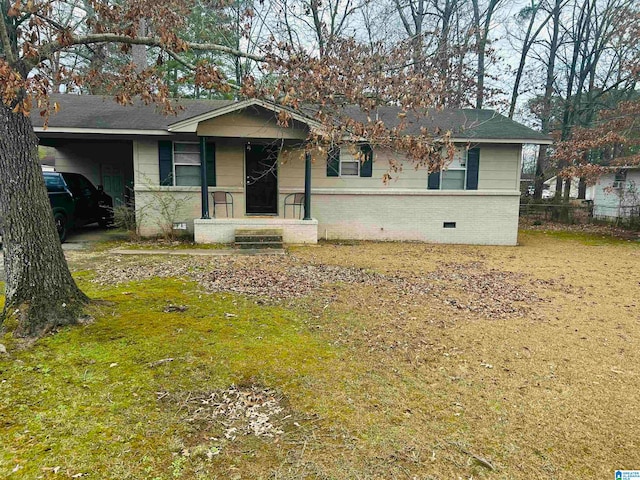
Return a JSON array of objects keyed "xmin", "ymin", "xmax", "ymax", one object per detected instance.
[{"xmin": 0, "ymin": 225, "xmax": 128, "ymax": 281}]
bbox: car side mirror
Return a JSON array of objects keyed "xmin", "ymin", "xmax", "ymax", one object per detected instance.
[{"xmin": 97, "ymin": 185, "xmax": 104, "ymax": 192}]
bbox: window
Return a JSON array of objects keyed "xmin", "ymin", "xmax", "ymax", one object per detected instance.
[
  {"xmin": 440, "ymin": 148, "xmax": 467, "ymax": 190},
  {"xmin": 159, "ymin": 140, "xmax": 216, "ymax": 187},
  {"xmin": 44, "ymin": 173, "xmax": 66, "ymax": 193},
  {"xmin": 428, "ymin": 147, "xmax": 480, "ymax": 191},
  {"xmin": 613, "ymin": 169, "xmax": 627, "ymax": 189},
  {"xmin": 174, "ymin": 142, "xmax": 201, "ymax": 186},
  {"xmin": 340, "ymin": 148, "xmax": 360, "ymax": 176},
  {"xmin": 326, "ymin": 145, "xmax": 373, "ymax": 178}
]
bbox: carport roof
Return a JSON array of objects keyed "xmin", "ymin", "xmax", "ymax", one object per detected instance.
[{"xmin": 31, "ymin": 94, "xmax": 235, "ymax": 131}]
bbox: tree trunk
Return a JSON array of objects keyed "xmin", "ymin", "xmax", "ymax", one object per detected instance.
[
  {"xmin": 577, "ymin": 177, "xmax": 586, "ymax": 199},
  {"xmin": 0, "ymin": 103, "xmax": 88, "ymax": 337},
  {"xmin": 533, "ymin": 146, "xmax": 547, "ymax": 200}
]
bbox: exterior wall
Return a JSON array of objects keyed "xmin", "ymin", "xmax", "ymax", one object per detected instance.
[
  {"xmin": 134, "ymin": 138, "xmax": 247, "ymax": 235},
  {"xmin": 197, "ymin": 109, "xmax": 308, "ymax": 140},
  {"xmin": 477, "ymin": 144, "xmax": 521, "ymax": 190},
  {"xmin": 280, "ymin": 144, "xmax": 522, "ymax": 191},
  {"xmin": 593, "ymin": 171, "xmax": 640, "ymax": 219},
  {"xmin": 312, "ymin": 191, "xmax": 520, "ymax": 245},
  {"xmin": 134, "ymin": 137, "xmax": 522, "ymax": 244}
]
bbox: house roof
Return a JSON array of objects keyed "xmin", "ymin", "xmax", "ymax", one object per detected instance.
[
  {"xmin": 32, "ymin": 94, "xmax": 552, "ymax": 144},
  {"xmin": 335, "ymin": 105, "xmax": 552, "ymax": 143}
]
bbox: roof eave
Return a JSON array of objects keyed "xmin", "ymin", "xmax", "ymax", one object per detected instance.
[{"xmin": 33, "ymin": 127, "xmax": 171, "ymax": 136}]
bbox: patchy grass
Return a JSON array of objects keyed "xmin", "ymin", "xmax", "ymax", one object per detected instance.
[
  {"xmin": 2, "ymin": 234, "xmax": 640, "ymax": 479},
  {"xmin": 520, "ymin": 228, "xmax": 638, "ymax": 246}
]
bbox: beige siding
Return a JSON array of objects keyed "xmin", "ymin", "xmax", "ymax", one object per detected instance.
[
  {"xmin": 134, "ymin": 139, "xmax": 522, "ymax": 193},
  {"xmin": 280, "ymin": 144, "xmax": 522, "ymax": 191},
  {"xmin": 134, "ymin": 139, "xmax": 160, "ymax": 185},
  {"xmin": 477, "ymin": 144, "xmax": 522, "ymax": 190},
  {"xmin": 214, "ymin": 139, "xmax": 245, "ymax": 189},
  {"xmin": 197, "ymin": 110, "xmax": 308, "ymax": 139}
]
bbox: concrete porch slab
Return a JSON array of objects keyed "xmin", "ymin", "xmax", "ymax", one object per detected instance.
[{"xmin": 194, "ymin": 218, "xmax": 318, "ymax": 244}]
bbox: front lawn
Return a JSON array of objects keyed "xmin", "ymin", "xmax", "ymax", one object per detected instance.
[{"xmin": 1, "ymin": 230, "xmax": 639, "ymax": 479}]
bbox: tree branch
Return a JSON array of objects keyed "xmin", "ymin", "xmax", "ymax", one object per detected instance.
[
  {"xmin": 34, "ymin": 33, "xmax": 265, "ymax": 70},
  {"xmin": 0, "ymin": 13, "xmax": 16, "ymax": 64}
]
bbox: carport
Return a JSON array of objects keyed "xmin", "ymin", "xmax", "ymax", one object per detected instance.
[{"xmin": 37, "ymin": 137, "xmax": 134, "ymax": 207}]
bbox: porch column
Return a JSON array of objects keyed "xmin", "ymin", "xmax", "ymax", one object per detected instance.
[
  {"xmin": 304, "ymin": 151, "xmax": 312, "ymax": 220},
  {"xmin": 199, "ymin": 137, "xmax": 210, "ymax": 219}
]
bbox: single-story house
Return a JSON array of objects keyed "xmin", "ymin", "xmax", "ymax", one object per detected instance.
[
  {"xmin": 543, "ymin": 175, "xmax": 595, "ymax": 201},
  {"xmin": 32, "ymin": 94, "xmax": 551, "ymax": 245},
  {"xmin": 592, "ymin": 167, "xmax": 640, "ymax": 220}
]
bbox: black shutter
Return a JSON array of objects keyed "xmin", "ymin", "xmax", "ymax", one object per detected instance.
[
  {"xmin": 327, "ymin": 147, "xmax": 340, "ymax": 177},
  {"xmin": 158, "ymin": 141, "xmax": 173, "ymax": 186},
  {"xmin": 206, "ymin": 142, "xmax": 216, "ymax": 187},
  {"xmin": 466, "ymin": 147, "xmax": 480, "ymax": 190},
  {"xmin": 428, "ymin": 171, "xmax": 441, "ymax": 189},
  {"xmin": 360, "ymin": 145, "xmax": 373, "ymax": 177}
]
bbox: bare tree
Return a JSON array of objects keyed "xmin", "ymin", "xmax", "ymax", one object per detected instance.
[{"xmin": 470, "ymin": 0, "xmax": 503, "ymax": 109}]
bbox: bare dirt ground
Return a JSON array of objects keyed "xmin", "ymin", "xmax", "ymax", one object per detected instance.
[{"xmin": 287, "ymin": 231, "xmax": 640, "ymax": 478}]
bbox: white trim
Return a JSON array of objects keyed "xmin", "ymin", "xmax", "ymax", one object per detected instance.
[
  {"xmin": 286, "ymin": 187, "xmax": 521, "ymax": 196},
  {"xmin": 168, "ymin": 98, "xmax": 324, "ymax": 133},
  {"xmin": 34, "ymin": 127, "xmax": 171, "ymax": 136},
  {"xmin": 133, "ymin": 186, "xmax": 518, "ymax": 196}
]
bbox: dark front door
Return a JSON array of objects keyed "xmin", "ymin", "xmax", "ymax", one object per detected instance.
[{"xmin": 245, "ymin": 144, "xmax": 278, "ymax": 215}]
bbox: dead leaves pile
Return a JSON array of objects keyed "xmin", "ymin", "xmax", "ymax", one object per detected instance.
[
  {"xmin": 93, "ymin": 256, "xmax": 383, "ymax": 301},
  {"xmin": 93, "ymin": 254, "xmax": 550, "ymax": 320},
  {"xmin": 166, "ymin": 385, "xmax": 287, "ymax": 441},
  {"xmin": 423, "ymin": 262, "xmax": 545, "ymax": 319}
]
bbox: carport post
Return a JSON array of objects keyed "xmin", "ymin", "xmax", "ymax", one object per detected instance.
[
  {"xmin": 304, "ymin": 151, "xmax": 312, "ymax": 220},
  {"xmin": 200, "ymin": 137, "xmax": 210, "ymax": 219}
]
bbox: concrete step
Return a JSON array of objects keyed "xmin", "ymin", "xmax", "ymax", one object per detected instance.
[
  {"xmin": 234, "ymin": 227, "xmax": 284, "ymax": 249},
  {"xmin": 235, "ymin": 235, "xmax": 283, "ymax": 243},
  {"xmin": 235, "ymin": 228, "xmax": 283, "ymax": 237},
  {"xmin": 236, "ymin": 242, "xmax": 284, "ymax": 249}
]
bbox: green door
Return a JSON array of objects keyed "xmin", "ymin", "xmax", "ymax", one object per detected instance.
[{"xmin": 102, "ymin": 171, "xmax": 125, "ymax": 206}]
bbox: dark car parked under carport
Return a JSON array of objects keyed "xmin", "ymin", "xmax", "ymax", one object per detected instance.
[{"xmin": 44, "ymin": 171, "xmax": 113, "ymax": 242}]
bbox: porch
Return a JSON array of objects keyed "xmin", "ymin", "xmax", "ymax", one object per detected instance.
[{"xmin": 194, "ymin": 218, "xmax": 318, "ymax": 244}]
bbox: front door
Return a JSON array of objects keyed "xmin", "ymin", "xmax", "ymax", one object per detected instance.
[{"xmin": 245, "ymin": 144, "xmax": 278, "ymax": 215}]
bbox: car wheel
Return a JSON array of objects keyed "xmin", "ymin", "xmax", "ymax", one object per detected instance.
[{"xmin": 54, "ymin": 212, "xmax": 67, "ymax": 243}]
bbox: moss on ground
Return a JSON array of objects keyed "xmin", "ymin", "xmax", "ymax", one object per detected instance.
[{"xmin": 0, "ymin": 278, "xmax": 341, "ymax": 479}]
